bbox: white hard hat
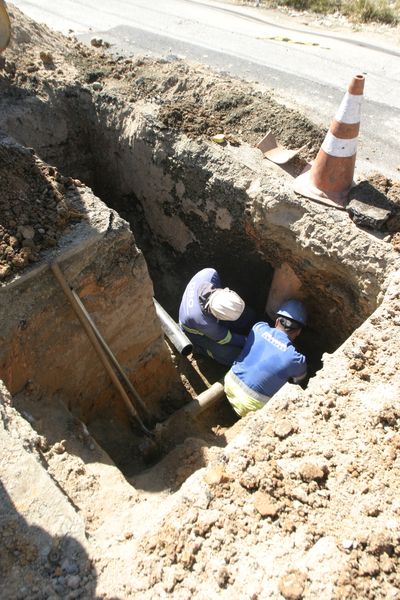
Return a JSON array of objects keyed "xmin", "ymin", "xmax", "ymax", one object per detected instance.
[{"xmin": 207, "ymin": 288, "xmax": 245, "ymax": 321}]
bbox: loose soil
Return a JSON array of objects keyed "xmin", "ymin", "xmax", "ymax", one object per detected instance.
[{"xmin": 0, "ymin": 142, "xmax": 86, "ymax": 280}]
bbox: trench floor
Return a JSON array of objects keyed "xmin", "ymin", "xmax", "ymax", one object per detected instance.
[{"xmin": 12, "ymin": 351, "xmax": 244, "ymax": 542}]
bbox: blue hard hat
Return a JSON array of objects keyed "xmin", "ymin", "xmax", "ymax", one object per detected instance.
[{"xmin": 276, "ymin": 299, "xmax": 307, "ymax": 326}]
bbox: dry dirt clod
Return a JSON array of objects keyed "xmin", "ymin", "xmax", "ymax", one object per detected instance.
[
  {"xmin": 358, "ymin": 555, "xmax": 380, "ymax": 576},
  {"xmin": 90, "ymin": 38, "xmax": 103, "ymax": 48},
  {"xmin": 278, "ymin": 570, "xmax": 307, "ymax": 600},
  {"xmin": 273, "ymin": 419, "xmax": 294, "ymax": 439},
  {"xmin": 298, "ymin": 462, "xmax": 329, "ymax": 483},
  {"xmin": 204, "ymin": 463, "xmax": 231, "ymax": 485},
  {"xmin": 52, "ymin": 441, "xmax": 66, "ymax": 454},
  {"xmin": 253, "ymin": 491, "xmax": 280, "ymax": 518},
  {"xmin": 39, "ymin": 51, "xmax": 54, "ymax": 65}
]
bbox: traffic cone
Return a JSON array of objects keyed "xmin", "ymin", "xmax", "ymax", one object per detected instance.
[{"xmin": 293, "ymin": 74, "xmax": 365, "ymax": 209}]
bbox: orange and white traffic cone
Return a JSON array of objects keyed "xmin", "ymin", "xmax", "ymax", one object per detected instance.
[{"xmin": 293, "ymin": 74, "xmax": 365, "ymax": 209}]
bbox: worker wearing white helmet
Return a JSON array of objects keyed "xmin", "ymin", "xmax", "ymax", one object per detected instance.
[
  {"xmin": 179, "ymin": 268, "xmax": 255, "ymax": 366},
  {"xmin": 224, "ymin": 299, "xmax": 308, "ymax": 417}
]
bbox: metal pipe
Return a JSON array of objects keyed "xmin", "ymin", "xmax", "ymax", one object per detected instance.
[
  {"xmin": 70, "ymin": 288, "xmax": 151, "ymax": 422},
  {"xmin": 51, "ymin": 262, "xmax": 154, "ymax": 437},
  {"xmin": 153, "ymin": 298, "xmax": 193, "ymax": 357},
  {"xmin": 182, "ymin": 382, "xmax": 225, "ymax": 417}
]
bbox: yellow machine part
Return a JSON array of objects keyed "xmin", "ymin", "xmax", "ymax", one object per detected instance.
[{"xmin": 0, "ymin": 0, "xmax": 11, "ymax": 52}]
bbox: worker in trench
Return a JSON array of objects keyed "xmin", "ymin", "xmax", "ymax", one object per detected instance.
[
  {"xmin": 179, "ymin": 267, "xmax": 256, "ymax": 366},
  {"xmin": 224, "ymin": 299, "xmax": 308, "ymax": 417}
]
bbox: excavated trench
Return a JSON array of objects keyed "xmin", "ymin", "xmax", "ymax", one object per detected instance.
[
  {"xmin": 3, "ymin": 11, "xmax": 400, "ymax": 594},
  {"xmin": 2, "ymin": 81, "xmax": 395, "ymax": 479}
]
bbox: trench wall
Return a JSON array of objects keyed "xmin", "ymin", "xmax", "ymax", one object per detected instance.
[
  {"xmin": 0, "ymin": 165, "xmax": 180, "ymax": 422},
  {"xmin": 1, "ymin": 84, "xmax": 399, "ymax": 359},
  {"xmin": 89, "ymin": 100, "xmax": 399, "ymax": 355},
  {"xmin": 0, "ymin": 381, "xmax": 95, "ymax": 598}
]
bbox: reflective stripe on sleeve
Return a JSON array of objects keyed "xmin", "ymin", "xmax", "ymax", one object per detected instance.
[
  {"xmin": 217, "ymin": 330, "xmax": 232, "ymax": 345},
  {"xmin": 180, "ymin": 322, "xmax": 232, "ymax": 345},
  {"xmin": 180, "ymin": 323, "xmax": 205, "ymax": 336}
]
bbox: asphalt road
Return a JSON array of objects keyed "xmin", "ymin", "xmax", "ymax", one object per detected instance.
[{"xmin": 10, "ymin": 0, "xmax": 400, "ymax": 179}]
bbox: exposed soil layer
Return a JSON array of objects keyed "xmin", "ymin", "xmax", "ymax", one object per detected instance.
[{"xmin": 1, "ymin": 5, "xmax": 399, "ymax": 285}]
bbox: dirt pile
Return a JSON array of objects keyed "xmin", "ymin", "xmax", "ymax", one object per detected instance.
[
  {"xmin": 129, "ymin": 273, "xmax": 400, "ymax": 599},
  {"xmin": 0, "ymin": 138, "xmax": 86, "ymax": 280}
]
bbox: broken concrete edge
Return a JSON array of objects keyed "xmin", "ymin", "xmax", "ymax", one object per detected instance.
[{"xmin": 347, "ymin": 199, "xmax": 392, "ymax": 231}]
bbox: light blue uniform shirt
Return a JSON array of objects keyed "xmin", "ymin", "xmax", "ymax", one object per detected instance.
[{"xmin": 231, "ymin": 321, "xmax": 307, "ymax": 398}]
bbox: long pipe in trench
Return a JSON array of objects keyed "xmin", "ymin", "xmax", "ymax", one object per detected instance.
[
  {"xmin": 71, "ymin": 287, "xmax": 150, "ymax": 421},
  {"xmin": 153, "ymin": 298, "xmax": 193, "ymax": 356},
  {"xmin": 51, "ymin": 262, "xmax": 153, "ymax": 436}
]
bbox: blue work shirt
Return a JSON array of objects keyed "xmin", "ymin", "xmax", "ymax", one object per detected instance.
[{"xmin": 231, "ymin": 321, "xmax": 307, "ymax": 398}]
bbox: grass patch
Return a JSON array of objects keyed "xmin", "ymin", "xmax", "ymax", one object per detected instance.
[
  {"xmin": 251, "ymin": 0, "xmax": 400, "ymax": 24},
  {"xmin": 342, "ymin": 0, "xmax": 399, "ymax": 24}
]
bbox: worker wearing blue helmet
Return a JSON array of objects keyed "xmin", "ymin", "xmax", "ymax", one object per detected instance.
[{"xmin": 224, "ymin": 299, "xmax": 307, "ymax": 417}]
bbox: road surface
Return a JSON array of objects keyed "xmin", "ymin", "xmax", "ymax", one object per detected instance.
[{"xmin": 10, "ymin": 0, "xmax": 400, "ymax": 179}]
